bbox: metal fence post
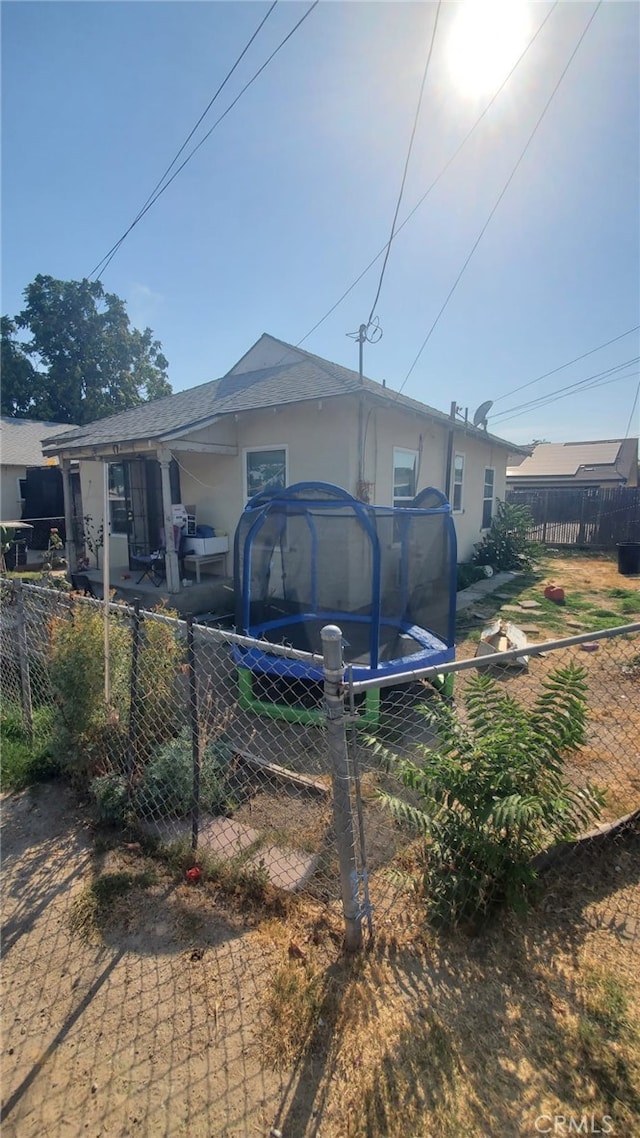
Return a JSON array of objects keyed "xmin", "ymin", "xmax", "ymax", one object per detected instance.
[
  {"xmin": 321, "ymin": 624, "xmax": 362, "ymax": 952},
  {"xmin": 14, "ymin": 580, "xmax": 33, "ymax": 743},
  {"xmin": 187, "ymin": 616, "xmax": 201, "ymax": 853}
]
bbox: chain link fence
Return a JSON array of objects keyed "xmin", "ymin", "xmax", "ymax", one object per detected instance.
[
  {"xmin": 1, "ymin": 578, "xmax": 638, "ymax": 945},
  {"xmin": 346, "ymin": 622, "xmax": 640, "ymax": 933}
]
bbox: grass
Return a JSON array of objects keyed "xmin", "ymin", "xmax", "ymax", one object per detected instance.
[
  {"xmin": 0, "ymin": 703, "xmax": 57, "ymax": 790},
  {"xmin": 152, "ymin": 834, "xmax": 273, "ymax": 904},
  {"xmin": 456, "ymin": 550, "xmax": 640, "ymax": 645}
]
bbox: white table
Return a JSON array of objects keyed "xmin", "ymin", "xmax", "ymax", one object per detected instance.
[{"xmin": 183, "ymin": 552, "xmax": 228, "ymax": 583}]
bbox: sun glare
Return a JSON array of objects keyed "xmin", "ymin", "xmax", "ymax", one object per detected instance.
[{"xmin": 447, "ymin": 0, "xmax": 532, "ymax": 98}]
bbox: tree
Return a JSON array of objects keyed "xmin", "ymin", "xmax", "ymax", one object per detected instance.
[
  {"xmin": 1, "ymin": 316, "xmax": 42, "ymax": 417},
  {"xmin": 1, "ymin": 276, "xmax": 171, "ymax": 424}
]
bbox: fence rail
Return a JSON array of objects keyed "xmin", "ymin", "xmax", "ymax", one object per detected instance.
[
  {"xmin": 506, "ymin": 485, "xmax": 640, "ymax": 548},
  {"xmin": 1, "ymin": 577, "xmax": 638, "ymax": 943}
]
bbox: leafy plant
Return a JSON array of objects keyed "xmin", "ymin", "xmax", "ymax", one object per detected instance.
[
  {"xmin": 91, "ymin": 772, "xmax": 131, "ymax": 825},
  {"xmin": 47, "ymin": 604, "xmax": 131, "ymax": 774},
  {"xmin": 371, "ymin": 664, "xmax": 605, "ymax": 929},
  {"xmin": 133, "ymin": 611, "xmax": 184, "ymax": 758},
  {"xmin": 473, "ymin": 499, "xmax": 540, "ymax": 571},
  {"xmin": 41, "ymin": 526, "xmax": 66, "ymax": 570},
  {"xmin": 135, "ymin": 727, "xmax": 237, "ymax": 819}
]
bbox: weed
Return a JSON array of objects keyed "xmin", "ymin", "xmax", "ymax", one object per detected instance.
[
  {"xmin": 0, "ymin": 704, "xmax": 58, "ymax": 790},
  {"xmin": 263, "ymin": 959, "xmax": 328, "ymax": 1067},
  {"xmin": 581, "ymin": 967, "xmax": 633, "ymax": 1040},
  {"xmin": 69, "ymin": 868, "xmax": 156, "ymax": 942}
]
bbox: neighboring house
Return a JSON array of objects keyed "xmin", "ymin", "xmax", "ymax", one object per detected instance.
[
  {"xmin": 42, "ymin": 333, "xmax": 521, "ymax": 594},
  {"xmin": 0, "ymin": 417, "xmax": 80, "ymax": 548},
  {"xmin": 506, "ymin": 438, "xmax": 639, "ymax": 490}
]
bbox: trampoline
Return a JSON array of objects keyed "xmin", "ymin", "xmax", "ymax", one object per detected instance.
[{"xmin": 233, "ymin": 482, "xmax": 457, "ymax": 725}]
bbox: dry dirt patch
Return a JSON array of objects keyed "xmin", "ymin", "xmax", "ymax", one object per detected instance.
[{"xmin": 2, "ymin": 784, "xmax": 639, "ymax": 1138}]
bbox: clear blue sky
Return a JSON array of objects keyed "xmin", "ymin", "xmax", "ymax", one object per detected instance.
[{"xmin": 2, "ymin": 0, "xmax": 639, "ymax": 445}]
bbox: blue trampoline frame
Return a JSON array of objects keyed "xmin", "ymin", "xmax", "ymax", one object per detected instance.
[{"xmin": 232, "ymin": 481, "xmax": 457, "ymax": 722}]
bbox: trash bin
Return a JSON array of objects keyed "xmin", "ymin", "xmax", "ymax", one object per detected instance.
[{"xmin": 617, "ymin": 541, "xmax": 640, "ymax": 576}]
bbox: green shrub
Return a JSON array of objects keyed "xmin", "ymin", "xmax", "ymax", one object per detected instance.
[
  {"xmin": 47, "ymin": 605, "xmax": 131, "ymax": 775},
  {"xmin": 46, "ymin": 603, "xmax": 184, "ymax": 780},
  {"xmin": 134, "ymin": 611, "xmax": 184, "ymax": 757},
  {"xmin": 473, "ymin": 499, "xmax": 540, "ymax": 571},
  {"xmin": 371, "ymin": 663, "xmax": 605, "ymax": 929},
  {"xmin": 135, "ymin": 727, "xmax": 236, "ymax": 819},
  {"xmin": 91, "ymin": 772, "xmax": 131, "ymax": 825}
]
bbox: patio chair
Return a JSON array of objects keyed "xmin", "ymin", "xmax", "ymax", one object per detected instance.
[
  {"xmin": 129, "ymin": 543, "xmax": 166, "ymax": 586},
  {"xmin": 129, "ymin": 526, "xmax": 186, "ymax": 587}
]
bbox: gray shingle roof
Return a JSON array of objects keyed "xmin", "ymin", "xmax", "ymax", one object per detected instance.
[
  {"xmin": 1, "ymin": 417, "xmax": 78, "ymax": 467},
  {"xmin": 42, "ymin": 334, "xmax": 518, "ymax": 454}
]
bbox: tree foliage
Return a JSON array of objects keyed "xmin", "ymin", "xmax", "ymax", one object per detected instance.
[
  {"xmin": 1, "ymin": 275, "xmax": 171, "ymax": 424},
  {"xmin": 372, "ymin": 664, "xmax": 605, "ymax": 929}
]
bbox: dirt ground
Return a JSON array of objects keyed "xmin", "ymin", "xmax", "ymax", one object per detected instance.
[
  {"xmin": 2, "ymin": 783, "xmax": 639, "ymax": 1137},
  {"xmin": 454, "ymin": 551, "xmax": 640, "ymax": 823},
  {"xmin": 2, "ymin": 552, "xmax": 639, "ymax": 1136}
]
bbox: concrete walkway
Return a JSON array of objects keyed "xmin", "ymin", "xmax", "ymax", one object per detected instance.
[{"xmin": 455, "ymin": 570, "xmax": 518, "ymax": 612}]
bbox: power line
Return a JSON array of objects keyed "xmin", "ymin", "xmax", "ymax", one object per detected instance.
[
  {"xmin": 492, "ymin": 324, "xmax": 640, "ymax": 405},
  {"xmin": 398, "ymin": 0, "xmax": 603, "ymax": 395},
  {"xmin": 491, "ymin": 357, "xmax": 640, "ymax": 421},
  {"xmin": 493, "ymin": 368, "xmax": 640, "ymax": 428},
  {"xmin": 366, "ymin": 0, "xmax": 442, "ymax": 326},
  {"xmin": 624, "ymin": 380, "xmax": 640, "ymax": 438},
  {"xmin": 89, "ymin": 2, "xmax": 278, "ymax": 280},
  {"xmin": 89, "ymin": 1, "xmax": 318, "ymax": 280},
  {"xmin": 293, "ymin": 1, "xmax": 559, "ymax": 351}
]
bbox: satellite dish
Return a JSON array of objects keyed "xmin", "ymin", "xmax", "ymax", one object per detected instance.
[{"xmin": 473, "ymin": 399, "xmax": 493, "ymax": 429}]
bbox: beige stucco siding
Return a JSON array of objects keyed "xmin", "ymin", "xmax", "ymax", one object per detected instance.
[
  {"xmin": 448, "ymin": 432, "xmax": 506, "ymax": 560},
  {"xmin": 1, "ymin": 466, "xmax": 26, "ymax": 521},
  {"xmin": 76, "ymin": 398, "xmax": 508, "ymax": 576}
]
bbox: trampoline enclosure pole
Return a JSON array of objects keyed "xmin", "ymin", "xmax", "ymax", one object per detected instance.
[{"xmin": 321, "ymin": 624, "xmax": 363, "ymax": 952}]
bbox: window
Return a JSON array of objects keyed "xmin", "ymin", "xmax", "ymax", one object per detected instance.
[
  {"xmin": 108, "ymin": 462, "xmax": 129, "ymax": 535},
  {"xmin": 393, "ymin": 448, "xmax": 418, "ymax": 508},
  {"xmin": 482, "ymin": 467, "xmax": 495, "ymax": 529},
  {"xmin": 452, "ymin": 454, "xmax": 464, "ymax": 512},
  {"xmin": 244, "ymin": 447, "xmax": 287, "ymax": 501}
]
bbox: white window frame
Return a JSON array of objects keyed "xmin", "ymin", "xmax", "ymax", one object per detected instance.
[
  {"xmin": 482, "ymin": 467, "xmax": 495, "ymax": 530},
  {"xmin": 452, "ymin": 452, "xmax": 465, "ymax": 513},
  {"xmin": 243, "ymin": 444, "xmax": 288, "ymax": 503},
  {"xmin": 392, "ymin": 446, "xmax": 418, "ymax": 509}
]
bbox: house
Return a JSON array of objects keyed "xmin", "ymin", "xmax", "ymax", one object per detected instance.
[
  {"xmin": 42, "ymin": 333, "xmax": 520, "ymax": 596},
  {"xmin": 0, "ymin": 416, "xmax": 80, "ymax": 549},
  {"xmin": 506, "ymin": 438, "xmax": 639, "ymax": 490}
]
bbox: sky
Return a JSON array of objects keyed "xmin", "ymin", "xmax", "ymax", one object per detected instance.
[{"xmin": 2, "ymin": 0, "xmax": 639, "ymax": 446}]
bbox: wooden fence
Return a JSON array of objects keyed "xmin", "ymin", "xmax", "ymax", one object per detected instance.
[{"xmin": 505, "ymin": 486, "xmax": 640, "ymax": 549}]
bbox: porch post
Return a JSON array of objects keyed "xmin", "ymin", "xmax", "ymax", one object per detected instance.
[
  {"xmin": 158, "ymin": 449, "xmax": 180, "ymax": 594},
  {"xmin": 61, "ymin": 458, "xmax": 77, "ymax": 572}
]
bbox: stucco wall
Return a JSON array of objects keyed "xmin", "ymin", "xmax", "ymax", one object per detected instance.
[
  {"xmin": 1, "ymin": 465, "xmax": 25, "ymax": 522},
  {"xmin": 76, "ymin": 398, "xmax": 508, "ymax": 574},
  {"xmin": 448, "ymin": 430, "xmax": 506, "ymax": 560}
]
